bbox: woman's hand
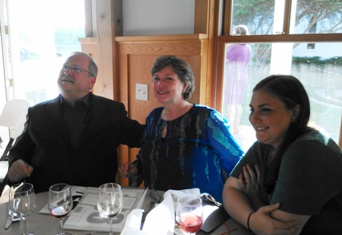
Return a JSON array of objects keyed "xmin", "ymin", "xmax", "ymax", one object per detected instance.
[
  {"xmin": 249, "ymin": 203, "xmax": 300, "ymax": 235},
  {"xmin": 239, "ymin": 164, "xmax": 261, "ymax": 197},
  {"xmin": 118, "ymin": 162, "xmax": 138, "ymax": 178},
  {"xmin": 239, "ymin": 164, "xmax": 265, "ymax": 209}
]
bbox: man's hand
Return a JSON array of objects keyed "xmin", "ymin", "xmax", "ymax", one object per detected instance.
[{"xmin": 8, "ymin": 159, "xmax": 33, "ymax": 182}]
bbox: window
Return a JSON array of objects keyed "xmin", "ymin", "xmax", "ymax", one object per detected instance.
[
  {"xmin": 0, "ymin": 0, "xmax": 86, "ymax": 105},
  {"xmin": 219, "ymin": 0, "xmax": 342, "ymax": 152},
  {"xmin": 226, "ymin": 0, "xmax": 342, "ymax": 35},
  {"xmin": 291, "ymin": 0, "xmax": 342, "ymax": 34},
  {"xmin": 229, "ymin": 0, "xmax": 281, "ymax": 35}
]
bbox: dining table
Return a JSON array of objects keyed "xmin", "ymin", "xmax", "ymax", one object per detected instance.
[{"xmin": 0, "ymin": 186, "xmax": 253, "ymax": 235}]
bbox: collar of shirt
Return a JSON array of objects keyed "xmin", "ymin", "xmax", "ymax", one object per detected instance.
[{"xmin": 59, "ymin": 94, "xmax": 91, "ymax": 109}]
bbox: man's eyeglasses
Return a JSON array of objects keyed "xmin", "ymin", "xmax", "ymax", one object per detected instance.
[{"xmin": 62, "ymin": 64, "xmax": 95, "ymax": 77}]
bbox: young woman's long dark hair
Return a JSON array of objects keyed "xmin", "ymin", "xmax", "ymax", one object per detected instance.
[{"xmin": 253, "ymin": 74, "xmax": 314, "ymax": 193}]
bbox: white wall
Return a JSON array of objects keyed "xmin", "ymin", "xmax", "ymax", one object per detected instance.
[{"xmin": 122, "ymin": 0, "xmax": 195, "ymax": 36}]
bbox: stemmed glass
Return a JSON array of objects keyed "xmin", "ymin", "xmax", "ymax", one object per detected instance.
[
  {"xmin": 9, "ymin": 183, "xmax": 36, "ymax": 235},
  {"xmin": 175, "ymin": 196, "xmax": 203, "ymax": 235},
  {"xmin": 97, "ymin": 183, "xmax": 123, "ymax": 235},
  {"xmin": 48, "ymin": 183, "xmax": 73, "ymax": 235}
]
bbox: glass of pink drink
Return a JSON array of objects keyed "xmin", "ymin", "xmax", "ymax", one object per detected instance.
[{"xmin": 176, "ymin": 196, "xmax": 203, "ymax": 235}]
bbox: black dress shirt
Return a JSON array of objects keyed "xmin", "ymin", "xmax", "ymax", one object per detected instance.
[{"xmin": 60, "ymin": 95, "xmax": 90, "ymax": 149}]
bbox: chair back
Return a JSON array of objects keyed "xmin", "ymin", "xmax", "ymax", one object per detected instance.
[
  {"xmin": 0, "ymin": 99, "xmax": 30, "ymax": 161},
  {"xmin": 0, "ymin": 99, "xmax": 30, "ymax": 128}
]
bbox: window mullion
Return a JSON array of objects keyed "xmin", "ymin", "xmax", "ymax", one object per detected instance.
[
  {"xmin": 219, "ymin": 33, "xmax": 342, "ymax": 44},
  {"xmin": 283, "ymin": 0, "xmax": 293, "ymax": 34}
]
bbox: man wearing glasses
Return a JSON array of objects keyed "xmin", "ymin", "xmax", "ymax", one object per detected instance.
[{"xmin": 4, "ymin": 51, "xmax": 144, "ymax": 193}]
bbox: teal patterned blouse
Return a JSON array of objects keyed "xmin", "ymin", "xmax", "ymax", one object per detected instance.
[{"xmin": 133, "ymin": 104, "xmax": 244, "ymax": 202}]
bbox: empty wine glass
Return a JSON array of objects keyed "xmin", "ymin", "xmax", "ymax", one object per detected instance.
[
  {"xmin": 97, "ymin": 183, "xmax": 123, "ymax": 235},
  {"xmin": 176, "ymin": 196, "xmax": 203, "ymax": 235},
  {"xmin": 9, "ymin": 182, "xmax": 36, "ymax": 235},
  {"xmin": 48, "ymin": 183, "xmax": 73, "ymax": 235}
]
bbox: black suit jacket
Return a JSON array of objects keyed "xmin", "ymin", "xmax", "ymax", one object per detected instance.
[{"xmin": 8, "ymin": 93, "xmax": 144, "ymax": 193}]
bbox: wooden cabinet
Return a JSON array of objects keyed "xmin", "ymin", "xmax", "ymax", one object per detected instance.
[{"xmin": 115, "ymin": 34, "xmax": 209, "ymax": 120}]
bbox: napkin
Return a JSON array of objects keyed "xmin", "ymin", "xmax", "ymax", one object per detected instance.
[
  {"xmin": 121, "ymin": 193, "xmax": 174, "ymax": 235},
  {"xmin": 163, "ymin": 188, "xmax": 203, "ymax": 211},
  {"xmin": 120, "ymin": 209, "xmax": 147, "ymax": 235},
  {"xmin": 0, "ymin": 185, "xmax": 10, "ymax": 203},
  {"xmin": 163, "ymin": 188, "xmax": 201, "ymax": 200}
]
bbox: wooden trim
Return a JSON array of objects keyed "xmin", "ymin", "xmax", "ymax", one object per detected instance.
[
  {"xmin": 118, "ymin": 54, "xmax": 129, "ymax": 108},
  {"xmin": 194, "ymin": 0, "xmax": 209, "ymax": 34},
  {"xmin": 117, "ymin": 41, "xmax": 202, "ymax": 56},
  {"xmin": 199, "ymin": 39, "xmax": 209, "ymax": 105},
  {"xmin": 219, "ymin": 34, "xmax": 342, "ymax": 43},
  {"xmin": 84, "ymin": 0, "xmax": 93, "ymax": 37},
  {"xmin": 223, "ymin": 0, "xmax": 232, "ymax": 36},
  {"xmin": 339, "ymin": 115, "xmax": 342, "ymax": 149},
  {"xmin": 215, "ymin": 40, "xmax": 226, "ymax": 114},
  {"xmin": 283, "ymin": 0, "xmax": 292, "ymax": 34},
  {"xmin": 207, "ymin": 0, "xmax": 220, "ymax": 108},
  {"xmin": 112, "ymin": 0, "xmax": 123, "ymax": 101},
  {"xmin": 78, "ymin": 38, "xmax": 97, "ymax": 47},
  {"xmin": 118, "ymin": 54, "xmax": 129, "ymax": 186},
  {"xmin": 115, "ymin": 34, "xmax": 208, "ymax": 42}
]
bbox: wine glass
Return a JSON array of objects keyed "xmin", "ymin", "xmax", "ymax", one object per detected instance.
[
  {"xmin": 9, "ymin": 183, "xmax": 36, "ymax": 235},
  {"xmin": 48, "ymin": 183, "xmax": 73, "ymax": 235},
  {"xmin": 97, "ymin": 183, "xmax": 123, "ymax": 235},
  {"xmin": 176, "ymin": 196, "xmax": 203, "ymax": 235}
]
